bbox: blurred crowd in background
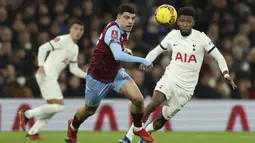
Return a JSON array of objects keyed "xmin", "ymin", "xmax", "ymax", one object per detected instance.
[{"xmin": 0, "ymin": 0, "xmax": 255, "ymax": 99}]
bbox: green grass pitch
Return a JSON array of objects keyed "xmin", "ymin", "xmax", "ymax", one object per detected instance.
[{"xmin": 0, "ymin": 131, "xmax": 255, "ymax": 143}]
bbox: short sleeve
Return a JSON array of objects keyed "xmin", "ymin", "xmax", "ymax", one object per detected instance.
[
  {"xmin": 201, "ymin": 32, "xmax": 216, "ymax": 53},
  {"xmin": 104, "ymin": 26, "xmax": 121, "ymax": 46},
  {"xmin": 159, "ymin": 30, "xmax": 173, "ymax": 50}
]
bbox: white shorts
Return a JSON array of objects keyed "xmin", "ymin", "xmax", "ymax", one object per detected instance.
[
  {"xmin": 154, "ymin": 74, "xmax": 193, "ymax": 120},
  {"xmin": 36, "ymin": 74, "xmax": 63, "ymax": 100}
]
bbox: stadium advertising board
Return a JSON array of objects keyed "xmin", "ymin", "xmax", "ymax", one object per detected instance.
[{"xmin": 0, "ymin": 99, "xmax": 254, "ymax": 131}]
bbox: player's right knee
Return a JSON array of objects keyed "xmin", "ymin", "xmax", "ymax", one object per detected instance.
[
  {"xmin": 131, "ymin": 95, "xmax": 144, "ymax": 105},
  {"xmin": 86, "ymin": 110, "xmax": 96, "ymax": 116},
  {"xmin": 51, "ymin": 104, "xmax": 65, "ymax": 113}
]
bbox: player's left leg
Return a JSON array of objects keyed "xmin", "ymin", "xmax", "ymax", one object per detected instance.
[
  {"xmin": 138, "ymin": 112, "xmax": 168, "ymax": 143},
  {"xmin": 65, "ymin": 74, "xmax": 112, "ymax": 143},
  {"xmin": 119, "ymin": 90, "xmax": 166, "ymax": 143},
  {"xmin": 119, "ymin": 75, "xmax": 170, "ymax": 143},
  {"xmin": 138, "ymin": 90, "xmax": 192, "ymax": 143},
  {"xmin": 25, "ymin": 113, "xmax": 55, "ymax": 140},
  {"xmin": 19, "ymin": 79, "xmax": 65, "ymax": 140},
  {"xmin": 113, "ymin": 68, "xmax": 154, "ymax": 143}
]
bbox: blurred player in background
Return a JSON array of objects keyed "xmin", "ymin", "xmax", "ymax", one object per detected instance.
[
  {"xmin": 65, "ymin": 3, "xmax": 154, "ymax": 143},
  {"xmin": 119, "ymin": 7, "xmax": 237, "ymax": 143},
  {"xmin": 18, "ymin": 20, "xmax": 86, "ymax": 140}
]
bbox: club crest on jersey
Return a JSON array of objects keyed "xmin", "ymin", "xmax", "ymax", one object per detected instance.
[
  {"xmin": 111, "ymin": 30, "xmax": 118, "ymax": 39},
  {"xmin": 62, "ymin": 58, "xmax": 70, "ymax": 64},
  {"xmin": 54, "ymin": 37, "xmax": 60, "ymax": 43},
  {"xmin": 175, "ymin": 52, "xmax": 197, "ymax": 63}
]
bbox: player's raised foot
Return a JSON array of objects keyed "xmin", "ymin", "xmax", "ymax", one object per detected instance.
[
  {"xmin": 18, "ymin": 110, "xmax": 29, "ymax": 131},
  {"xmin": 133, "ymin": 128, "xmax": 154, "ymax": 143},
  {"xmin": 65, "ymin": 119, "xmax": 77, "ymax": 143},
  {"xmin": 26, "ymin": 133, "xmax": 44, "ymax": 140},
  {"xmin": 118, "ymin": 136, "xmax": 131, "ymax": 143}
]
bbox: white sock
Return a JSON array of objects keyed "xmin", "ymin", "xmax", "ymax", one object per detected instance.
[
  {"xmin": 25, "ymin": 104, "xmax": 64, "ymax": 119},
  {"xmin": 27, "ymin": 113, "xmax": 54, "ymax": 135},
  {"xmin": 145, "ymin": 122, "xmax": 155, "ymax": 133},
  {"xmin": 126, "ymin": 124, "xmax": 135, "ymax": 141},
  {"xmin": 133, "ymin": 125, "xmax": 142, "ymax": 132},
  {"xmin": 70, "ymin": 123, "xmax": 77, "ymax": 131}
]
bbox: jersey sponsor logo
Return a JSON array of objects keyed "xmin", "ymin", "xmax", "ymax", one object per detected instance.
[
  {"xmin": 111, "ymin": 30, "xmax": 118, "ymax": 39},
  {"xmin": 173, "ymin": 43, "xmax": 179, "ymax": 46},
  {"xmin": 175, "ymin": 52, "xmax": 197, "ymax": 63}
]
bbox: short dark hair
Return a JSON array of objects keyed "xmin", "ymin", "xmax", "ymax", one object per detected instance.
[
  {"xmin": 178, "ymin": 7, "xmax": 195, "ymax": 17},
  {"xmin": 118, "ymin": 3, "xmax": 136, "ymax": 14},
  {"xmin": 68, "ymin": 19, "xmax": 84, "ymax": 30}
]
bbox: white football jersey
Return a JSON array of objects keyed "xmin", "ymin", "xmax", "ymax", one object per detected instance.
[
  {"xmin": 43, "ymin": 34, "xmax": 79, "ymax": 78},
  {"xmin": 160, "ymin": 29, "xmax": 216, "ymax": 92}
]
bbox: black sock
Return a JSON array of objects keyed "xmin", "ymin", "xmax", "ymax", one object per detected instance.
[{"xmin": 131, "ymin": 113, "xmax": 143, "ymax": 127}]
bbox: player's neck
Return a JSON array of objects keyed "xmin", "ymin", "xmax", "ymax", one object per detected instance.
[
  {"xmin": 116, "ymin": 19, "xmax": 126, "ymax": 33},
  {"xmin": 70, "ymin": 35, "xmax": 77, "ymax": 43}
]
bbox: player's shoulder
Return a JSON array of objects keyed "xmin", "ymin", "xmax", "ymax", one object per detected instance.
[
  {"xmin": 104, "ymin": 24, "xmax": 121, "ymax": 40},
  {"xmin": 191, "ymin": 29, "xmax": 209, "ymax": 39},
  {"xmin": 51, "ymin": 34, "xmax": 70, "ymax": 43},
  {"xmin": 106, "ymin": 24, "xmax": 120, "ymax": 34},
  {"xmin": 165, "ymin": 29, "xmax": 178, "ymax": 39}
]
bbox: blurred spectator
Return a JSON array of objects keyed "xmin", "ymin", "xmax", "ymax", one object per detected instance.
[
  {"xmin": 66, "ymin": 76, "xmax": 83, "ymax": 97},
  {"xmin": 0, "ymin": 72, "xmax": 8, "ymax": 97},
  {"xmin": 194, "ymin": 72, "xmax": 222, "ymax": 99},
  {"xmin": 0, "ymin": 6, "xmax": 8, "ymax": 27}
]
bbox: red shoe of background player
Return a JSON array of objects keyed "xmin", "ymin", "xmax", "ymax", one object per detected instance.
[
  {"xmin": 65, "ymin": 119, "xmax": 78, "ymax": 143},
  {"xmin": 134, "ymin": 128, "xmax": 154, "ymax": 142},
  {"xmin": 26, "ymin": 133, "xmax": 44, "ymax": 140}
]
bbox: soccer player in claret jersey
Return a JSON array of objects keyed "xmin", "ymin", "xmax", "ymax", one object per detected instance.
[
  {"xmin": 119, "ymin": 7, "xmax": 237, "ymax": 143},
  {"xmin": 18, "ymin": 20, "xmax": 86, "ymax": 140},
  {"xmin": 65, "ymin": 3, "xmax": 154, "ymax": 143}
]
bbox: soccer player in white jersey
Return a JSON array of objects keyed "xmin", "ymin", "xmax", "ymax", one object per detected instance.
[
  {"xmin": 18, "ymin": 20, "xmax": 86, "ymax": 140},
  {"xmin": 119, "ymin": 7, "xmax": 237, "ymax": 143}
]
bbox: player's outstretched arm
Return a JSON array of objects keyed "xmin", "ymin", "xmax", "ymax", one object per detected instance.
[
  {"xmin": 139, "ymin": 45, "xmax": 166, "ymax": 70},
  {"xmin": 69, "ymin": 62, "xmax": 87, "ymax": 79},
  {"xmin": 146, "ymin": 45, "xmax": 166, "ymax": 62},
  {"xmin": 109, "ymin": 42, "xmax": 151, "ymax": 67},
  {"xmin": 69, "ymin": 48, "xmax": 87, "ymax": 79},
  {"xmin": 209, "ymin": 48, "xmax": 237, "ymax": 90}
]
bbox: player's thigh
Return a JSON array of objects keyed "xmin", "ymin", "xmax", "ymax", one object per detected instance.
[
  {"xmin": 119, "ymin": 80, "xmax": 144, "ymax": 102},
  {"xmin": 161, "ymin": 89, "xmax": 191, "ymax": 120},
  {"xmin": 85, "ymin": 75, "xmax": 112, "ymax": 107},
  {"xmin": 154, "ymin": 76, "xmax": 172, "ymax": 101},
  {"xmin": 36, "ymin": 76, "xmax": 63, "ymax": 100},
  {"xmin": 151, "ymin": 90, "xmax": 167, "ymax": 107},
  {"xmin": 113, "ymin": 69, "xmax": 143, "ymax": 101}
]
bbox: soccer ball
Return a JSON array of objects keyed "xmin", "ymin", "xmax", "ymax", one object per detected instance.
[{"xmin": 155, "ymin": 4, "xmax": 177, "ymax": 26}]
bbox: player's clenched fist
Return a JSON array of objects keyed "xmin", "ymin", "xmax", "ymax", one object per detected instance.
[{"xmin": 37, "ymin": 66, "xmax": 46, "ymax": 76}]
